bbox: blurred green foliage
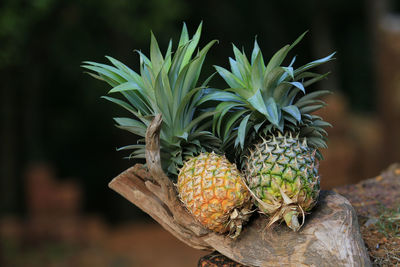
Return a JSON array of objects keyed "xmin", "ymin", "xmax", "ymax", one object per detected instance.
[
  {"xmin": 0, "ymin": 0, "xmax": 379, "ymax": 221},
  {"xmin": 0, "ymin": 0, "xmax": 185, "ymax": 67}
]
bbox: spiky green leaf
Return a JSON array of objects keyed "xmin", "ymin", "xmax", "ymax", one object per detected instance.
[{"xmin": 238, "ymin": 114, "xmax": 251, "ymax": 148}]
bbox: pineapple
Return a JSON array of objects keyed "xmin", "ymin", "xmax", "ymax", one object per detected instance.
[
  {"xmin": 178, "ymin": 152, "xmax": 251, "ymax": 236},
  {"xmin": 208, "ymin": 32, "xmax": 334, "ymax": 231},
  {"xmin": 245, "ymin": 133, "xmax": 319, "ymax": 230},
  {"xmin": 82, "ymin": 23, "xmax": 251, "ymax": 237}
]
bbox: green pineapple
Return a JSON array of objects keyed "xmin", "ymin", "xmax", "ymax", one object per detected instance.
[
  {"xmin": 208, "ymin": 32, "xmax": 334, "ymax": 231},
  {"xmin": 82, "ymin": 23, "xmax": 251, "ymax": 237}
]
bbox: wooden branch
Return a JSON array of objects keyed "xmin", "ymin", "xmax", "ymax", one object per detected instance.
[
  {"xmin": 144, "ymin": 113, "xmax": 171, "ymax": 199},
  {"xmin": 109, "ymin": 115, "xmax": 372, "ymax": 267},
  {"xmin": 108, "ymin": 165, "xmax": 211, "ymax": 250},
  {"xmin": 143, "ymin": 114, "xmax": 209, "ymax": 237}
]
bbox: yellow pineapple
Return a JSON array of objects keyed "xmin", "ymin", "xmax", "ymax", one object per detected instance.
[
  {"xmin": 83, "ymin": 23, "xmax": 252, "ymax": 237},
  {"xmin": 178, "ymin": 152, "xmax": 251, "ymax": 235}
]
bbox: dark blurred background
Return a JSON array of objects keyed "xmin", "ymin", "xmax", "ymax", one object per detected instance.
[{"xmin": 1, "ymin": 0, "xmax": 400, "ymax": 266}]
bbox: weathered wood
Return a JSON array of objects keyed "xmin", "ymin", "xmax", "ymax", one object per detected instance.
[
  {"xmin": 108, "ymin": 165, "xmax": 211, "ymax": 250},
  {"xmin": 144, "ymin": 114, "xmax": 209, "ymax": 237},
  {"xmin": 108, "ymin": 116, "xmax": 372, "ymax": 267},
  {"xmin": 199, "ymin": 252, "xmax": 247, "ymax": 266}
]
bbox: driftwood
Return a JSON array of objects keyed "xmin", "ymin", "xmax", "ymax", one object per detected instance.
[{"xmin": 108, "ymin": 115, "xmax": 372, "ymax": 267}]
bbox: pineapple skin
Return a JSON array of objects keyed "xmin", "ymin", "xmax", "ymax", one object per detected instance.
[
  {"xmin": 177, "ymin": 152, "xmax": 251, "ymax": 234},
  {"xmin": 244, "ymin": 133, "xmax": 320, "ymax": 230}
]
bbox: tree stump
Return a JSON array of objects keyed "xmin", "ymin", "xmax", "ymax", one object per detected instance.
[{"xmin": 108, "ymin": 115, "xmax": 371, "ymax": 267}]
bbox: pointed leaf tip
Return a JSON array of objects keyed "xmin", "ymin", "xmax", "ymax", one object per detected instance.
[
  {"xmin": 289, "ymin": 81, "xmax": 305, "ymax": 93},
  {"xmin": 290, "ymin": 30, "xmax": 308, "ymax": 50}
]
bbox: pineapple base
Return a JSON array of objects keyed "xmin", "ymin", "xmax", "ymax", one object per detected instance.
[
  {"xmin": 225, "ymin": 203, "xmax": 253, "ymax": 238},
  {"xmin": 268, "ymin": 204, "xmax": 304, "ymax": 232}
]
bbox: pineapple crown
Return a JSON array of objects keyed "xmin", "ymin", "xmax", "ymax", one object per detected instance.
[
  {"xmin": 82, "ymin": 22, "xmax": 221, "ymax": 177},
  {"xmin": 202, "ymin": 32, "xmax": 334, "ymax": 158}
]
